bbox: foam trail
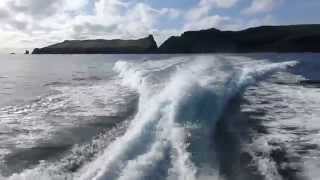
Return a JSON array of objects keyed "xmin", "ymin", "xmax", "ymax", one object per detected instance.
[
  {"xmin": 78, "ymin": 62, "xmax": 199, "ymax": 180},
  {"xmin": 3, "ymin": 56, "xmax": 298, "ymax": 180},
  {"xmin": 78, "ymin": 56, "xmax": 297, "ymax": 180}
]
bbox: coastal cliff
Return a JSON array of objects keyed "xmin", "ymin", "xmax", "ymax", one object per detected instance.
[
  {"xmin": 158, "ymin": 25, "xmax": 320, "ymax": 53},
  {"xmin": 32, "ymin": 35, "xmax": 157, "ymax": 54},
  {"xmin": 32, "ymin": 25, "xmax": 320, "ymax": 54}
]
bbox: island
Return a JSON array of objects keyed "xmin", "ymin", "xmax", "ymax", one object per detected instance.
[
  {"xmin": 32, "ymin": 35, "xmax": 157, "ymax": 54},
  {"xmin": 32, "ymin": 24, "xmax": 320, "ymax": 54}
]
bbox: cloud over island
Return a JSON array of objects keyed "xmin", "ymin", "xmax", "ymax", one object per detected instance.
[{"xmin": 0, "ymin": 0, "xmax": 319, "ymax": 52}]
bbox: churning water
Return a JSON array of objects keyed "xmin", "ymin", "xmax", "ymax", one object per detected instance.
[{"xmin": 1, "ymin": 54, "xmax": 320, "ymax": 180}]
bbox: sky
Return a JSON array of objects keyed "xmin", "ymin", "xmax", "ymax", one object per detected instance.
[{"xmin": 0, "ymin": 0, "xmax": 320, "ymax": 53}]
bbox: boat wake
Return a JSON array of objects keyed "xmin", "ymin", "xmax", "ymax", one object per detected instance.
[
  {"xmin": 3, "ymin": 55, "xmax": 298, "ymax": 180},
  {"xmin": 78, "ymin": 56, "xmax": 297, "ymax": 180}
]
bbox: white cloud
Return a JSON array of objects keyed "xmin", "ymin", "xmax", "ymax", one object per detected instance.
[
  {"xmin": 0, "ymin": 0, "xmax": 283, "ymax": 52},
  {"xmin": 184, "ymin": 15, "xmax": 231, "ymax": 31},
  {"xmin": 199, "ymin": 0, "xmax": 239, "ymax": 9},
  {"xmin": 0, "ymin": 0, "xmax": 183, "ymax": 50},
  {"xmin": 243, "ymin": 0, "xmax": 283, "ymax": 15},
  {"xmin": 160, "ymin": 8, "xmax": 181, "ymax": 19},
  {"xmin": 63, "ymin": 0, "xmax": 88, "ymax": 11},
  {"xmin": 94, "ymin": 0, "xmax": 127, "ymax": 20},
  {"xmin": 152, "ymin": 29, "xmax": 181, "ymax": 45},
  {"xmin": 184, "ymin": 0, "xmax": 238, "ymax": 31},
  {"xmin": 186, "ymin": 6, "xmax": 211, "ymax": 21},
  {"xmin": 186, "ymin": 0, "xmax": 238, "ymax": 20}
]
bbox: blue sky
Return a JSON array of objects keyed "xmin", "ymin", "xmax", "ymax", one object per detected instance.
[
  {"xmin": 148, "ymin": 0, "xmax": 320, "ymax": 30},
  {"xmin": 0, "ymin": 0, "xmax": 320, "ymax": 52}
]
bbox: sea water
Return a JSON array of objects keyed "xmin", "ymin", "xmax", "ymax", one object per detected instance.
[{"xmin": 0, "ymin": 53, "xmax": 320, "ymax": 180}]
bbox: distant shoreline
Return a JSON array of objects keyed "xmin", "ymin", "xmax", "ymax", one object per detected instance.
[{"xmin": 32, "ymin": 24, "xmax": 320, "ymax": 54}]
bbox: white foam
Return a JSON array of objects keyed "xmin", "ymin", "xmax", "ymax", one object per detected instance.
[
  {"xmin": 242, "ymin": 63, "xmax": 320, "ymax": 179},
  {"xmin": 78, "ymin": 55, "xmax": 297, "ymax": 180},
  {"xmin": 3, "ymin": 55, "xmax": 299, "ymax": 180},
  {"xmin": 52, "ymin": 80, "xmax": 136, "ymax": 116}
]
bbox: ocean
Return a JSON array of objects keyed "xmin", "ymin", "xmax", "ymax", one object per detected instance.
[{"xmin": 0, "ymin": 54, "xmax": 320, "ymax": 180}]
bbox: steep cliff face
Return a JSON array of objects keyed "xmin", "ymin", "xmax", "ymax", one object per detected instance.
[
  {"xmin": 158, "ymin": 25, "xmax": 320, "ymax": 53},
  {"xmin": 32, "ymin": 35, "xmax": 158, "ymax": 54}
]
